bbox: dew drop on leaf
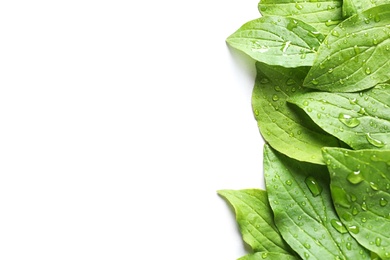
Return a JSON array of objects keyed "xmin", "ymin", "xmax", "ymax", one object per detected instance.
[
  {"xmin": 338, "ymin": 113, "xmax": 360, "ymax": 128},
  {"xmin": 375, "ymin": 237, "xmax": 382, "ymax": 247},
  {"xmin": 331, "ymin": 219, "xmax": 348, "ymax": 234},
  {"xmin": 366, "ymin": 133, "xmax": 385, "ymax": 148},
  {"xmin": 348, "ymin": 225, "xmax": 360, "ymax": 234},
  {"xmin": 380, "ymin": 198, "xmax": 388, "ymax": 207},
  {"xmin": 305, "ymin": 176, "xmax": 322, "ymax": 197},
  {"xmin": 347, "ymin": 170, "xmax": 364, "ymax": 184},
  {"xmin": 332, "ymin": 186, "xmax": 351, "ymax": 208}
]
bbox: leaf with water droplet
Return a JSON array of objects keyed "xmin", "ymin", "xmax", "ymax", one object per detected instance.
[
  {"xmin": 253, "ymin": 63, "xmax": 340, "ymax": 165},
  {"xmin": 227, "ymin": 16, "xmax": 324, "ymax": 67},
  {"xmin": 264, "ymin": 145, "xmax": 369, "ymax": 259},
  {"xmin": 258, "ymin": 0, "xmax": 343, "ymax": 35},
  {"xmin": 342, "ymin": 0, "xmax": 390, "ymax": 18},
  {"xmin": 304, "ymin": 5, "xmax": 390, "ymax": 92},
  {"xmin": 238, "ymin": 252, "xmax": 298, "ymax": 260},
  {"xmin": 287, "ymin": 85, "xmax": 390, "ymax": 150},
  {"xmin": 322, "ymin": 148, "xmax": 390, "ymax": 259},
  {"xmin": 218, "ymin": 189, "xmax": 294, "ymax": 254}
]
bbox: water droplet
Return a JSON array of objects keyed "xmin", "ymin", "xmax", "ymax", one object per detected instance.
[
  {"xmin": 348, "ymin": 225, "xmax": 360, "ymax": 234},
  {"xmin": 304, "ymin": 252, "xmax": 310, "ymax": 259},
  {"xmin": 361, "ymin": 217, "xmax": 367, "ymax": 223},
  {"xmin": 332, "ymin": 186, "xmax": 351, "ymax": 208},
  {"xmin": 338, "ymin": 113, "xmax": 360, "ymax": 128},
  {"xmin": 295, "ymin": 3, "xmax": 303, "ymax": 10},
  {"xmin": 365, "ymin": 67, "xmax": 371, "ymax": 75},
  {"xmin": 304, "ymin": 243, "xmax": 311, "ymax": 249},
  {"xmin": 311, "ymin": 79, "xmax": 319, "ymax": 85},
  {"xmin": 331, "ymin": 30, "xmax": 340, "ymax": 37},
  {"xmin": 361, "ymin": 201, "xmax": 368, "ymax": 211},
  {"xmin": 346, "ymin": 242, "xmax": 352, "ymax": 250},
  {"xmin": 349, "ymin": 97, "xmax": 357, "ymax": 105},
  {"xmin": 373, "ymin": 38, "xmax": 378, "ymax": 45},
  {"xmin": 328, "ymin": 68, "xmax": 334, "ymax": 74},
  {"xmin": 380, "ymin": 198, "xmax": 388, "ymax": 207},
  {"xmin": 325, "ymin": 20, "xmax": 339, "ymax": 27},
  {"xmin": 274, "ymin": 86, "xmax": 281, "ymax": 92},
  {"xmin": 352, "ymin": 206, "xmax": 359, "ymax": 216},
  {"xmin": 262, "ymin": 252, "xmax": 268, "ymax": 259},
  {"xmin": 285, "ymin": 180, "xmax": 292, "ymax": 186},
  {"xmin": 331, "ymin": 219, "xmax": 348, "ymax": 233},
  {"xmin": 260, "ymin": 78, "xmax": 269, "ymax": 84},
  {"xmin": 366, "ymin": 133, "xmax": 385, "ymax": 148},
  {"xmin": 347, "ymin": 170, "xmax": 364, "ymax": 184},
  {"xmin": 376, "ymin": 237, "xmax": 382, "ymax": 247},
  {"xmin": 305, "ymin": 176, "xmax": 323, "ymax": 197},
  {"xmin": 286, "ymin": 78, "xmax": 295, "ymax": 86},
  {"xmin": 301, "ymin": 52, "xmax": 307, "ymax": 59},
  {"xmin": 370, "ymin": 182, "xmax": 379, "ymax": 191},
  {"xmin": 272, "ymin": 94, "xmax": 279, "ymax": 101}
]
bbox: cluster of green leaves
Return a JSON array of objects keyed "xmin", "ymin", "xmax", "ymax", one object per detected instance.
[{"xmin": 220, "ymin": 1, "xmax": 390, "ymax": 259}]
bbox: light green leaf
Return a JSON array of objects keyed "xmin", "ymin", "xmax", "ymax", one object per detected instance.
[
  {"xmin": 264, "ymin": 145, "xmax": 370, "ymax": 260},
  {"xmin": 303, "ymin": 5, "xmax": 390, "ymax": 92},
  {"xmin": 343, "ymin": 0, "xmax": 390, "ymax": 18},
  {"xmin": 226, "ymin": 16, "xmax": 324, "ymax": 68},
  {"xmin": 288, "ymin": 84, "xmax": 390, "ymax": 150},
  {"xmin": 258, "ymin": 0, "xmax": 343, "ymax": 35},
  {"xmin": 217, "ymin": 189, "xmax": 293, "ymax": 254},
  {"xmin": 252, "ymin": 62, "xmax": 340, "ymax": 165},
  {"xmin": 239, "ymin": 252, "xmax": 298, "ymax": 260},
  {"xmin": 322, "ymin": 148, "xmax": 390, "ymax": 259}
]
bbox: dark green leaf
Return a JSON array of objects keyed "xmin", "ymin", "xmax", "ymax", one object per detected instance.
[
  {"xmin": 264, "ymin": 144, "xmax": 370, "ymax": 260},
  {"xmin": 258, "ymin": 0, "xmax": 343, "ymax": 35},
  {"xmin": 252, "ymin": 62, "xmax": 340, "ymax": 165},
  {"xmin": 304, "ymin": 5, "xmax": 390, "ymax": 92},
  {"xmin": 323, "ymin": 148, "xmax": 390, "ymax": 259},
  {"xmin": 218, "ymin": 189, "xmax": 293, "ymax": 254},
  {"xmin": 227, "ymin": 16, "xmax": 324, "ymax": 67},
  {"xmin": 288, "ymin": 84, "xmax": 390, "ymax": 150}
]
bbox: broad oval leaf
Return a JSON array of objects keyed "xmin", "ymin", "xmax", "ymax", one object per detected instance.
[
  {"xmin": 226, "ymin": 16, "xmax": 324, "ymax": 68},
  {"xmin": 288, "ymin": 84, "xmax": 390, "ymax": 150},
  {"xmin": 304, "ymin": 5, "xmax": 390, "ymax": 92},
  {"xmin": 239, "ymin": 252, "xmax": 298, "ymax": 260},
  {"xmin": 217, "ymin": 189, "xmax": 293, "ymax": 254},
  {"xmin": 252, "ymin": 62, "xmax": 340, "ymax": 165},
  {"xmin": 258, "ymin": 0, "xmax": 343, "ymax": 35},
  {"xmin": 343, "ymin": 0, "xmax": 390, "ymax": 18},
  {"xmin": 323, "ymin": 148, "xmax": 390, "ymax": 259},
  {"xmin": 264, "ymin": 145, "xmax": 370, "ymax": 260}
]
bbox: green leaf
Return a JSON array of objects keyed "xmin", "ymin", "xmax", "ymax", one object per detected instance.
[
  {"xmin": 303, "ymin": 4, "xmax": 390, "ymax": 92},
  {"xmin": 252, "ymin": 62, "xmax": 340, "ymax": 165},
  {"xmin": 217, "ymin": 189, "xmax": 293, "ymax": 254},
  {"xmin": 239, "ymin": 252, "xmax": 298, "ymax": 260},
  {"xmin": 226, "ymin": 16, "xmax": 324, "ymax": 68},
  {"xmin": 343, "ymin": 0, "xmax": 390, "ymax": 18},
  {"xmin": 258, "ymin": 0, "xmax": 343, "ymax": 35},
  {"xmin": 288, "ymin": 84, "xmax": 390, "ymax": 150},
  {"xmin": 263, "ymin": 144, "xmax": 370, "ymax": 260},
  {"xmin": 322, "ymin": 148, "xmax": 390, "ymax": 259}
]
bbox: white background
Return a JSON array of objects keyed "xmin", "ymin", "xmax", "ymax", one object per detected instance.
[{"xmin": 0, "ymin": 1, "xmax": 265, "ymax": 259}]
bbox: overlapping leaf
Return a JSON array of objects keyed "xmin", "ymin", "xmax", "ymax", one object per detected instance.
[
  {"xmin": 304, "ymin": 5, "xmax": 390, "ymax": 92},
  {"xmin": 263, "ymin": 145, "xmax": 369, "ymax": 260},
  {"xmin": 258, "ymin": 0, "xmax": 343, "ymax": 35},
  {"xmin": 252, "ymin": 62, "xmax": 339, "ymax": 165},
  {"xmin": 226, "ymin": 16, "xmax": 324, "ymax": 68},
  {"xmin": 288, "ymin": 84, "xmax": 390, "ymax": 150},
  {"xmin": 323, "ymin": 148, "xmax": 390, "ymax": 259},
  {"xmin": 343, "ymin": 0, "xmax": 390, "ymax": 18},
  {"xmin": 217, "ymin": 189, "xmax": 294, "ymax": 254}
]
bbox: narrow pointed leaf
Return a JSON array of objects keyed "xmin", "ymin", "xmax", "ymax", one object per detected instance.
[
  {"xmin": 252, "ymin": 62, "xmax": 339, "ymax": 165},
  {"xmin": 226, "ymin": 16, "xmax": 324, "ymax": 68},
  {"xmin": 239, "ymin": 252, "xmax": 298, "ymax": 260},
  {"xmin": 288, "ymin": 84, "xmax": 390, "ymax": 150},
  {"xmin": 304, "ymin": 5, "xmax": 390, "ymax": 92},
  {"xmin": 258, "ymin": 0, "xmax": 343, "ymax": 35},
  {"xmin": 264, "ymin": 144, "xmax": 370, "ymax": 260},
  {"xmin": 323, "ymin": 148, "xmax": 390, "ymax": 259},
  {"xmin": 343, "ymin": 0, "xmax": 390, "ymax": 18},
  {"xmin": 218, "ymin": 189, "xmax": 293, "ymax": 254}
]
